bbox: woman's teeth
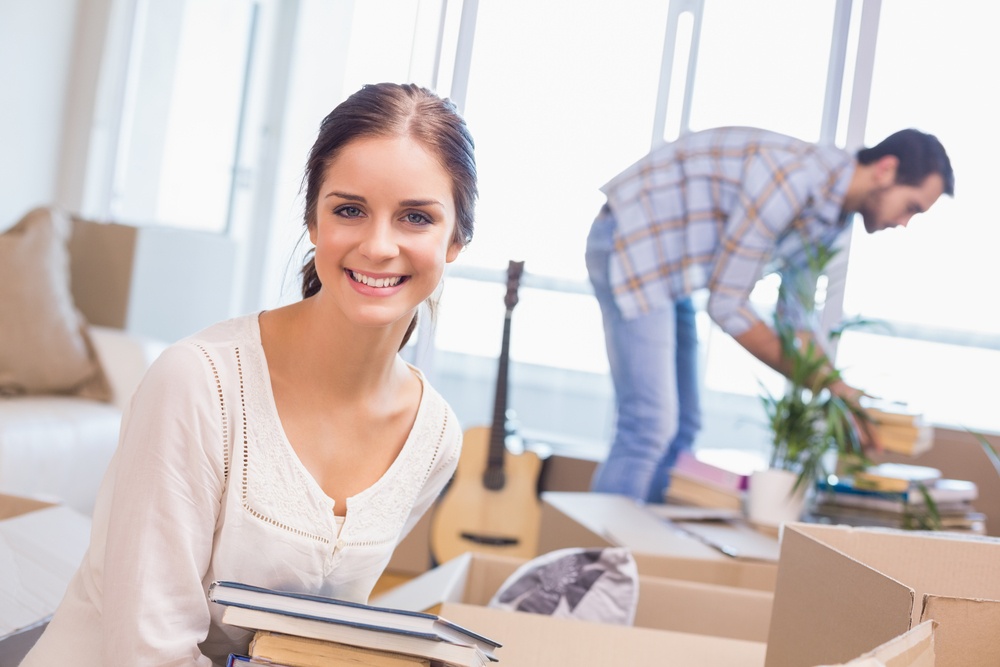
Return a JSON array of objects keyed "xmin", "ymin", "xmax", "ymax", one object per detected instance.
[{"xmin": 350, "ymin": 271, "xmax": 402, "ymax": 288}]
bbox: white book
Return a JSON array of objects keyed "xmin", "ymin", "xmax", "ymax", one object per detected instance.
[{"xmin": 208, "ymin": 580, "xmax": 500, "ymax": 666}]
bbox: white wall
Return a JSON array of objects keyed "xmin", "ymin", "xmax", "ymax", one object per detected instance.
[{"xmin": 0, "ymin": 0, "xmax": 80, "ymax": 230}]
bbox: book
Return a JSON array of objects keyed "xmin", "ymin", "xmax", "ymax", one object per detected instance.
[
  {"xmin": 816, "ymin": 477, "xmax": 979, "ymax": 509},
  {"xmin": 228, "ymin": 655, "xmax": 289, "ymax": 666},
  {"xmin": 671, "ymin": 449, "xmax": 760, "ymax": 491},
  {"xmin": 220, "ymin": 605, "xmax": 492, "ymax": 667},
  {"xmin": 665, "ymin": 470, "xmax": 744, "ymax": 510},
  {"xmin": 852, "ymin": 463, "xmax": 942, "ymax": 493},
  {"xmin": 208, "ymin": 580, "xmax": 499, "ymax": 658},
  {"xmin": 809, "ymin": 501, "xmax": 987, "ymax": 534},
  {"xmin": 250, "ymin": 630, "xmax": 432, "ymax": 666},
  {"xmin": 862, "ymin": 401, "xmax": 934, "ymax": 456},
  {"xmin": 816, "ymin": 477, "xmax": 978, "ymax": 513},
  {"xmin": 872, "ymin": 423, "xmax": 933, "ymax": 456}
]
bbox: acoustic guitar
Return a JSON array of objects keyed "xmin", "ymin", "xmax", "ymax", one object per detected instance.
[{"xmin": 430, "ymin": 260, "xmax": 543, "ymax": 563}]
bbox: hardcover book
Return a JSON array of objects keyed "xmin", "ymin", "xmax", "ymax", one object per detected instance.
[
  {"xmin": 852, "ymin": 463, "xmax": 942, "ymax": 493},
  {"xmin": 250, "ymin": 630, "xmax": 432, "ymax": 666},
  {"xmin": 209, "ymin": 581, "xmax": 500, "ymax": 666}
]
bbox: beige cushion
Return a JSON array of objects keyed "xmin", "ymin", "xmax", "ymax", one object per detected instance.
[{"xmin": 0, "ymin": 207, "xmax": 111, "ymax": 401}]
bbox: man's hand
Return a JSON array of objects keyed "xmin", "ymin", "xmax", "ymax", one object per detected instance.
[{"xmin": 829, "ymin": 379, "xmax": 881, "ymax": 452}]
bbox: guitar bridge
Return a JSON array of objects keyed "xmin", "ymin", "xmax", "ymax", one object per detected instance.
[{"xmin": 459, "ymin": 532, "xmax": 520, "ymax": 546}]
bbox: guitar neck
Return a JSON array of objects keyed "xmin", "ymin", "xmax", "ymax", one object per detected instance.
[{"xmin": 486, "ymin": 309, "xmax": 513, "ymax": 471}]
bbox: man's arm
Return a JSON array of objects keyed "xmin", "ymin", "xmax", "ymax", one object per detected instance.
[
  {"xmin": 733, "ymin": 320, "xmax": 863, "ymax": 400},
  {"xmin": 733, "ymin": 320, "xmax": 876, "ymax": 448}
]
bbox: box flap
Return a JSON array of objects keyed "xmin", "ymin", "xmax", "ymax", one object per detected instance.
[
  {"xmin": 0, "ymin": 505, "xmax": 91, "ymax": 638},
  {"xmin": 819, "ymin": 620, "xmax": 936, "ymax": 667},
  {"xmin": 372, "ymin": 552, "xmax": 474, "ymax": 612},
  {"xmin": 635, "ymin": 576, "xmax": 772, "ymax": 642},
  {"xmin": 539, "ymin": 492, "xmax": 765, "ymax": 561},
  {"xmin": 656, "ymin": 519, "xmax": 781, "ymax": 562},
  {"xmin": 790, "ymin": 523, "xmax": 1000, "ymax": 601},
  {"xmin": 631, "ymin": 552, "xmax": 776, "ymax": 591},
  {"xmin": 0, "ymin": 494, "xmax": 54, "ymax": 521},
  {"xmin": 921, "ymin": 596, "xmax": 1000, "ymax": 667},
  {"xmin": 765, "ymin": 524, "xmax": 914, "ymax": 667},
  {"xmin": 438, "ymin": 602, "xmax": 767, "ymax": 667}
]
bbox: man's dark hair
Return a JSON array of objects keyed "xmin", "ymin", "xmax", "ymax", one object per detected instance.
[{"xmin": 857, "ymin": 129, "xmax": 954, "ymax": 196}]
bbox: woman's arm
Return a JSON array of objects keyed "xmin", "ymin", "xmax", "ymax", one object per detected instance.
[{"xmin": 98, "ymin": 343, "xmax": 228, "ymax": 665}]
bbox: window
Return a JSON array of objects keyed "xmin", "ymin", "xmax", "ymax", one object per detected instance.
[
  {"xmin": 428, "ymin": 0, "xmax": 670, "ymax": 441},
  {"xmin": 112, "ymin": 0, "xmax": 256, "ymax": 232},
  {"xmin": 836, "ymin": 0, "xmax": 1000, "ymax": 433}
]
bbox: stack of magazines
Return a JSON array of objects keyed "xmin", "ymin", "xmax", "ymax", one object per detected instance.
[{"xmin": 209, "ymin": 580, "xmax": 502, "ymax": 667}]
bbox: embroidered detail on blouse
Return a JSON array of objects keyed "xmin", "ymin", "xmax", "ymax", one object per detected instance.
[
  {"xmin": 204, "ymin": 314, "xmax": 457, "ymax": 555},
  {"xmin": 193, "ymin": 342, "xmax": 230, "ymax": 482},
  {"xmin": 236, "ymin": 343, "xmax": 332, "ymax": 545},
  {"xmin": 339, "ymin": 400, "xmax": 449, "ymax": 551}
]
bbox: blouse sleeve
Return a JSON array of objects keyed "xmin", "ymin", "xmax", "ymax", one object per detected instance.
[{"xmin": 97, "ymin": 342, "xmax": 228, "ymax": 665}]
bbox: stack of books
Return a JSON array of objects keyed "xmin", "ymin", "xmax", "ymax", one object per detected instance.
[
  {"xmin": 811, "ymin": 463, "xmax": 984, "ymax": 534},
  {"xmin": 209, "ymin": 580, "xmax": 502, "ymax": 667},
  {"xmin": 863, "ymin": 401, "xmax": 934, "ymax": 456},
  {"xmin": 665, "ymin": 449, "xmax": 763, "ymax": 510}
]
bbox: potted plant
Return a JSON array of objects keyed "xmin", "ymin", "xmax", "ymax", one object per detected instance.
[
  {"xmin": 747, "ymin": 320, "xmax": 870, "ymax": 527},
  {"xmin": 746, "ymin": 244, "xmax": 873, "ymax": 527}
]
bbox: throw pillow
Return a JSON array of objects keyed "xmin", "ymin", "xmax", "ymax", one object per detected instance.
[
  {"xmin": 487, "ymin": 546, "xmax": 639, "ymax": 625},
  {"xmin": 0, "ymin": 207, "xmax": 111, "ymax": 401}
]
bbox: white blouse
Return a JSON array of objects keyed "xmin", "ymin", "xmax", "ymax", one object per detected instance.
[{"xmin": 22, "ymin": 313, "xmax": 462, "ymax": 666}]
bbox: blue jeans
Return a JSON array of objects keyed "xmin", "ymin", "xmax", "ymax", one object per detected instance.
[{"xmin": 586, "ymin": 208, "xmax": 702, "ymax": 503}]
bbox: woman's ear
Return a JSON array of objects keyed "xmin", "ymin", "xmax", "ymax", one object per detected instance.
[
  {"xmin": 308, "ymin": 221, "xmax": 318, "ymax": 246},
  {"xmin": 446, "ymin": 239, "xmax": 463, "ymax": 263}
]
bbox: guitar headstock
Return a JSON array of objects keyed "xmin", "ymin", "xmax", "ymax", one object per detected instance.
[{"xmin": 504, "ymin": 260, "xmax": 525, "ymax": 312}]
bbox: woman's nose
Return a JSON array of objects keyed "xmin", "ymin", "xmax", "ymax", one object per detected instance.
[{"xmin": 359, "ymin": 219, "xmax": 399, "ymax": 260}]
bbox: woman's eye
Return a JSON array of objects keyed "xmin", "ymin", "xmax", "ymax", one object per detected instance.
[
  {"xmin": 405, "ymin": 212, "xmax": 431, "ymax": 225},
  {"xmin": 335, "ymin": 205, "xmax": 363, "ymax": 218}
]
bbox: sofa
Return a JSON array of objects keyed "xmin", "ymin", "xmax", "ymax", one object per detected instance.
[{"xmin": 0, "ymin": 207, "xmax": 167, "ymax": 515}]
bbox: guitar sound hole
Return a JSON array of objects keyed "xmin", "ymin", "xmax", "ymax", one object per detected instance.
[{"xmin": 482, "ymin": 468, "xmax": 506, "ymax": 491}]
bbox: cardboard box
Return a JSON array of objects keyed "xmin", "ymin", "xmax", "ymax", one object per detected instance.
[
  {"xmin": 0, "ymin": 494, "xmax": 91, "ymax": 664},
  {"xmin": 766, "ymin": 523, "xmax": 1000, "ymax": 667},
  {"xmin": 373, "ymin": 550, "xmax": 774, "ymax": 643},
  {"xmin": 438, "ymin": 601, "xmax": 767, "ymax": 667},
  {"xmin": 540, "ymin": 491, "xmax": 779, "ymax": 590}
]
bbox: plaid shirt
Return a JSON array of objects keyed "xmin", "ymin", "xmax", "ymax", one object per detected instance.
[{"xmin": 601, "ymin": 126, "xmax": 855, "ymax": 337}]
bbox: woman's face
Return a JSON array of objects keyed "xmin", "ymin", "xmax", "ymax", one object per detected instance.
[{"xmin": 309, "ymin": 135, "xmax": 462, "ymax": 332}]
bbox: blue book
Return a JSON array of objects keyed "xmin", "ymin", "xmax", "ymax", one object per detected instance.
[{"xmin": 227, "ymin": 654, "xmax": 286, "ymax": 666}]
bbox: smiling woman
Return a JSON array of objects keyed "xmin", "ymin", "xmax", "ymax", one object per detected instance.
[
  {"xmin": 20, "ymin": 83, "xmax": 481, "ymax": 667},
  {"xmin": 307, "ymin": 134, "xmax": 462, "ymax": 337}
]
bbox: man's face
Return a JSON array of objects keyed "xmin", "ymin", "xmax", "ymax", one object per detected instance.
[{"xmin": 858, "ymin": 173, "xmax": 946, "ymax": 234}]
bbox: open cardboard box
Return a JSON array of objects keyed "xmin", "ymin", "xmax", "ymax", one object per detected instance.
[
  {"xmin": 0, "ymin": 493, "xmax": 91, "ymax": 664},
  {"xmin": 766, "ymin": 523, "xmax": 1000, "ymax": 667},
  {"xmin": 437, "ymin": 601, "xmax": 767, "ymax": 667},
  {"xmin": 540, "ymin": 491, "xmax": 779, "ymax": 590},
  {"xmin": 373, "ymin": 550, "xmax": 773, "ymax": 643},
  {"xmin": 373, "ymin": 550, "xmax": 939, "ymax": 667}
]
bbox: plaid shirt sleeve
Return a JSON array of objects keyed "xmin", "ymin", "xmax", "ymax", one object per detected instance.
[{"xmin": 705, "ymin": 148, "xmax": 816, "ymax": 337}]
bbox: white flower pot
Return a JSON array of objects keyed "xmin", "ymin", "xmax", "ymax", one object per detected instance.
[{"xmin": 745, "ymin": 468, "xmax": 808, "ymax": 528}]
